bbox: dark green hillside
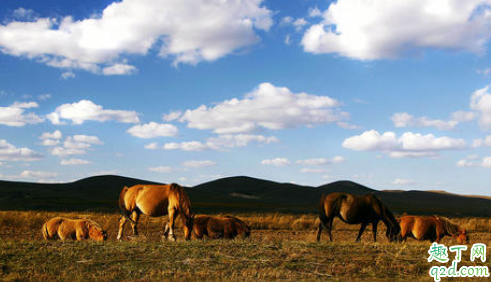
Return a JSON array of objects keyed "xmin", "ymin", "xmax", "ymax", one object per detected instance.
[{"xmin": 0, "ymin": 175, "xmax": 490, "ymax": 216}]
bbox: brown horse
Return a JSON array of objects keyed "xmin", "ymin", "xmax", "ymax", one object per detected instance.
[
  {"xmin": 117, "ymin": 183, "xmax": 194, "ymax": 241},
  {"xmin": 185, "ymin": 215, "xmax": 251, "ymax": 240},
  {"xmin": 317, "ymin": 192, "xmax": 401, "ymax": 242},
  {"xmin": 42, "ymin": 217, "xmax": 107, "ymax": 241},
  {"xmin": 398, "ymin": 215, "xmax": 469, "ymax": 244}
]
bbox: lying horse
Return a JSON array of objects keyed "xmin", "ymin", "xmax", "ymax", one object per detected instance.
[
  {"xmin": 42, "ymin": 217, "xmax": 107, "ymax": 241},
  {"xmin": 398, "ymin": 215, "xmax": 469, "ymax": 244},
  {"xmin": 184, "ymin": 215, "xmax": 251, "ymax": 240},
  {"xmin": 117, "ymin": 183, "xmax": 194, "ymax": 241},
  {"xmin": 317, "ymin": 192, "xmax": 401, "ymax": 242}
]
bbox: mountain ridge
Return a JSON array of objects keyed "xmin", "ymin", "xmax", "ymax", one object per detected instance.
[{"xmin": 0, "ymin": 175, "xmax": 490, "ymax": 216}]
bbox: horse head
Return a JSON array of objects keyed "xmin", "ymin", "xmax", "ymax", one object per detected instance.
[
  {"xmin": 386, "ymin": 224, "xmax": 402, "ymax": 243},
  {"xmin": 87, "ymin": 221, "xmax": 107, "ymax": 242},
  {"xmin": 183, "ymin": 212, "xmax": 195, "ymax": 240}
]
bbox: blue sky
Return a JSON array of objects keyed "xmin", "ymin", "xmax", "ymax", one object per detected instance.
[{"xmin": 1, "ymin": 0, "xmax": 491, "ymax": 195}]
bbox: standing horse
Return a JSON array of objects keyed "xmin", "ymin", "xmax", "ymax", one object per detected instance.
[
  {"xmin": 117, "ymin": 183, "xmax": 194, "ymax": 241},
  {"xmin": 317, "ymin": 192, "xmax": 401, "ymax": 242},
  {"xmin": 398, "ymin": 215, "xmax": 469, "ymax": 244}
]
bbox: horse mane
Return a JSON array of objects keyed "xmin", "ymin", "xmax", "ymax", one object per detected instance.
[
  {"xmin": 169, "ymin": 183, "xmax": 192, "ymax": 217},
  {"xmin": 435, "ymin": 216, "xmax": 460, "ymax": 235},
  {"xmin": 84, "ymin": 219, "xmax": 102, "ymax": 231},
  {"xmin": 371, "ymin": 195, "xmax": 400, "ymax": 231}
]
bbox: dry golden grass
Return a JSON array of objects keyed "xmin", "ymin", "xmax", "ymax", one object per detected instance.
[{"xmin": 0, "ymin": 211, "xmax": 490, "ymax": 281}]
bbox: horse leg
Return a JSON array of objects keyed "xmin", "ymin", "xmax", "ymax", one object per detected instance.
[
  {"xmin": 372, "ymin": 221, "xmax": 378, "ymax": 242},
  {"xmin": 130, "ymin": 211, "xmax": 139, "ymax": 236},
  {"xmin": 356, "ymin": 222, "xmax": 368, "ymax": 242},
  {"xmin": 117, "ymin": 216, "xmax": 128, "ymax": 241},
  {"xmin": 167, "ymin": 208, "xmax": 178, "ymax": 242},
  {"xmin": 316, "ymin": 222, "xmax": 323, "ymax": 242}
]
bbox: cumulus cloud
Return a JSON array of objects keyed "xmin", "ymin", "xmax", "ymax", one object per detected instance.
[
  {"xmin": 261, "ymin": 158, "xmax": 290, "ymax": 166},
  {"xmin": 160, "ymin": 134, "xmax": 278, "ymax": 151},
  {"xmin": 60, "ymin": 158, "xmax": 91, "ymax": 165},
  {"xmin": 144, "ymin": 142, "xmax": 160, "ymax": 150},
  {"xmin": 470, "ymin": 86, "xmax": 491, "ymax": 129},
  {"xmin": 342, "ymin": 130, "xmax": 466, "ymax": 158},
  {"xmin": 179, "ymin": 82, "xmax": 346, "ymax": 134},
  {"xmin": 47, "ymin": 100, "xmax": 139, "ymax": 125},
  {"xmin": 391, "ymin": 178, "xmax": 417, "ymax": 186},
  {"xmin": 51, "ymin": 134, "xmax": 103, "ymax": 156},
  {"xmin": 0, "ymin": 139, "xmax": 43, "ymax": 161},
  {"xmin": 457, "ymin": 155, "xmax": 491, "ymax": 168},
  {"xmin": 61, "ymin": 71, "xmax": 75, "ymax": 80},
  {"xmin": 0, "ymin": 0, "xmax": 272, "ymax": 73},
  {"xmin": 296, "ymin": 156, "xmax": 345, "ymax": 165},
  {"xmin": 391, "ymin": 113, "xmax": 458, "ymax": 130},
  {"xmin": 20, "ymin": 170, "xmax": 57, "ymax": 179},
  {"xmin": 102, "ymin": 63, "xmax": 137, "ymax": 75},
  {"xmin": 301, "ymin": 0, "xmax": 491, "ymax": 60},
  {"xmin": 39, "ymin": 130, "xmax": 63, "ymax": 146},
  {"xmin": 127, "ymin": 122, "xmax": 178, "ymax": 138},
  {"xmin": 0, "ymin": 101, "xmax": 44, "ymax": 126},
  {"xmin": 148, "ymin": 166, "xmax": 173, "ymax": 173},
  {"xmin": 182, "ymin": 160, "xmax": 217, "ymax": 168}
]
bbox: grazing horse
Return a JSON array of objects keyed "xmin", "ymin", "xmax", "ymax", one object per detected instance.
[
  {"xmin": 317, "ymin": 192, "xmax": 401, "ymax": 242},
  {"xmin": 185, "ymin": 215, "xmax": 251, "ymax": 240},
  {"xmin": 117, "ymin": 183, "xmax": 194, "ymax": 241},
  {"xmin": 42, "ymin": 217, "xmax": 107, "ymax": 241},
  {"xmin": 398, "ymin": 215, "xmax": 469, "ymax": 244}
]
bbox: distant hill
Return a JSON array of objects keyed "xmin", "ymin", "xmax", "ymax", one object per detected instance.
[{"xmin": 0, "ymin": 175, "xmax": 490, "ymax": 217}]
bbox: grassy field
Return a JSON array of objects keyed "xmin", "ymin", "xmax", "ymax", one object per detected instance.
[{"xmin": 1, "ymin": 211, "xmax": 490, "ymax": 281}]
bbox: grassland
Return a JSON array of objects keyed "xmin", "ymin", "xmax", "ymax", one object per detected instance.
[{"xmin": 1, "ymin": 211, "xmax": 490, "ymax": 281}]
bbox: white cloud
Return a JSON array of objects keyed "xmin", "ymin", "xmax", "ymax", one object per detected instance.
[
  {"xmin": 47, "ymin": 100, "xmax": 139, "ymax": 125},
  {"xmin": 284, "ymin": 34, "xmax": 291, "ymax": 45},
  {"xmin": 50, "ymin": 134, "xmax": 103, "ymax": 156},
  {"xmin": 391, "ymin": 112, "xmax": 458, "ymax": 130},
  {"xmin": 20, "ymin": 170, "xmax": 57, "ymax": 179},
  {"xmin": 343, "ymin": 130, "xmax": 466, "ymax": 158},
  {"xmin": 164, "ymin": 141, "xmax": 208, "ymax": 151},
  {"xmin": 391, "ymin": 178, "xmax": 416, "ymax": 186},
  {"xmin": 296, "ymin": 156, "xmax": 345, "ymax": 166},
  {"xmin": 301, "ymin": 0, "xmax": 491, "ymax": 60},
  {"xmin": 470, "ymin": 86, "xmax": 491, "ymax": 129},
  {"xmin": 0, "ymin": 139, "xmax": 43, "ymax": 161},
  {"xmin": 308, "ymin": 7, "xmax": 322, "ymax": 18},
  {"xmin": 472, "ymin": 135, "xmax": 491, "ymax": 147},
  {"xmin": 0, "ymin": 101, "xmax": 44, "ymax": 126},
  {"xmin": 102, "ymin": 63, "xmax": 137, "ymax": 75},
  {"xmin": 0, "ymin": 0, "xmax": 272, "ymax": 72},
  {"xmin": 127, "ymin": 122, "xmax": 178, "ymax": 138},
  {"xmin": 261, "ymin": 158, "xmax": 290, "ymax": 166},
  {"xmin": 61, "ymin": 71, "xmax": 75, "ymax": 80},
  {"xmin": 12, "ymin": 8, "xmax": 36, "ymax": 20},
  {"xmin": 182, "ymin": 160, "xmax": 217, "ymax": 168},
  {"xmin": 300, "ymin": 168, "xmax": 327, "ymax": 174},
  {"xmin": 206, "ymin": 134, "xmax": 278, "ymax": 149},
  {"xmin": 293, "ymin": 18, "xmax": 308, "ymax": 31},
  {"xmin": 179, "ymin": 82, "xmax": 346, "ymax": 134},
  {"xmin": 39, "ymin": 130, "xmax": 63, "ymax": 147},
  {"xmin": 457, "ymin": 155, "xmax": 491, "ymax": 168},
  {"xmin": 162, "ymin": 134, "xmax": 278, "ymax": 151},
  {"xmin": 144, "ymin": 142, "xmax": 160, "ymax": 150},
  {"xmin": 451, "ymin": 110, "xmax": 476, "ymax": 122},
  {"xmin": 148, "ymin": 166, "xmax": 173, "ymax": 173},
  {"xmin": 61, "ymin": 158, "xmax": 91, "ymax": 165},
  {"xmin": 162, "ymin": 111, "xmax": 182, "ymax": 122}
]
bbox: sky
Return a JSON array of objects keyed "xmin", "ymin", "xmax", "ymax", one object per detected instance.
[{"xmin": 1, "ymin": 0, "xmax": 491, "ymax": 195}]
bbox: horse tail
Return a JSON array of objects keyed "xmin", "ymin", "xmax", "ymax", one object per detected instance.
[
  {"xmin": 42, "ymin": 222, "xmax": 49, "ymax": 240},
  {"xmin": 119, "ymin": 186, "xmax": 135, "ymax": 224}
]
